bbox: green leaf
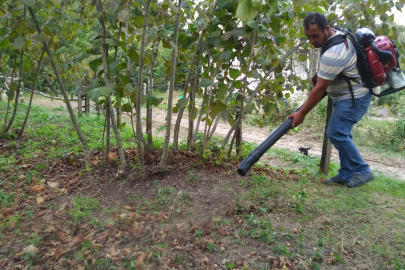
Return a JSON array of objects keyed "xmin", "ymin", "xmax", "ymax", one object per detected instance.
[
  {"xmin": 244, "ymin": 102, "xmax": 255, "ymax": 114},
  {"xmin": 124, "ymin": 83, "xmax": 135, "ymax": 97},
  {"xmin": 218, "ymin": 83, "xmax": 228, "ymax": 95},
  {"xmin": 170, "ymin": 3, "xmax": 178, "ymax": 13},
  {"xmin": 236, "ymin": 0, "xmax": 258, "ymax": 21},
  {"xmin": 0, "ymin": 38, "xmax": 10, "ymax": 48},
  {"xmin": 34, "ymin": 33, "xmax": 46, "ymax": 42},
  {"xmin": 231, "ymin": 29, "xmax": 244, "ymax": 37},
  {"xmin": 396, "ymin": 2, "xmax": 404, "ymax": 10},
  {"xmin": 119, "ymin": 122, "xmax": 127, "ymax": 129},
  {"xmin": 109, "ymin": 60, "xmax": 120, "ymax": 72},
  {"xmin": 128, "ymin": 49, "xmax": 140, "ymax": 63},
  {"xmin": 121, "ymin": 103, "xmax": 132, "ymax": 113},
  {"xmin": 268, "ymin": 0, "xmax": 278, "ymax": 7},
  {"xmin": 13, "ymin": 36, "xmax": 26, "ymax": 50},
  {"xmin": 292, "ymin": 0, "xmax": 314, "ymax": 7},
  {"xmin": 105, "ymin": 39, "xmax": 115, "ymax": 46},
  {"xmin": 380, "ymin": 14, "xmax": 389, "ymax": 22},
  {"xmin": 117, "ymin": 9, "xmax": 129, "ymax": 22},
  {"xmin": 176, "ymin": 98, "xmax": 188, "ymax": 109},
  {"xmin": 200, "ymin": 79, "xmax": 213, "ymax": 87},
  {"xmin": 252, "ymin": 70, "xmax": 260, "ymax": 79},
  {"xmin": 263, "ymin": 102, "xmax": 276, "ymax": 116},
  {"xmin": 134, "ymin": 16, "xmax": 144, "ymax": 27},
  {"xmin": 43, "ymin": 26, "xmax": 54, "ymax": 37},
  {"xmin": 147, "ymin": 93, "xmax": 164, "ymax": 106},
  {"xmin": 6, "ymin": 90, "xmax": 14, "ymax": 100},
  {"xmin": 219, "ymin": 51, "xmax": 231, "ymax": 61},
  {"xmin": 89, "ymin": 57, "xmax": 103, "ymax": 72},
  {"xmin": 86, "ymin": 87, "xmax": 114, "ymax": 101},
  {"xmin": 298, "ymin": 54, "xmax": 307, "ymax": 62},
  {"xmin": 10, "ymin": 82, "xmax": 18, "ymax": 92},
  {"xmin": 25, "ymin": 0, "xmax": 36, "ymax": 7},
  {"xmin": 229, "ymin": 68, "xmax": 241, "ymax": 79},
  {"xmin": 269, "ymin": 17, "xmax": 282, "ymax": 33}
]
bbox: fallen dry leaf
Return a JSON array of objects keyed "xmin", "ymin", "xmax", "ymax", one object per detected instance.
[
  {"xmin": 56, "ymin": 227, "xmax": 68, "ymax": 243},
  {"xmin": 68, "ymin": 235, "xmax": 84, "ymax": 248},
  {"xmin": 136, "ymin": 253, "xmax": 147, "ymax": 269},
  {"xmin": 90, "ymin": 156, "xmax": 99, "ymax": 165},
  {"xmin": 18, "ymin": 174, "xmax": 25, "ymax": 180},
  {"xmin": 108, "ymin": 246, "xmax": 118, "ymax": 257},
  {"xmin": 36, "ymin": 196, "xmax": 45, "ymax": 204},
  {"xmin": 47, "ymin": 181, "xmax": 60, "ymax": 188},
  {"xmin": 54, "ymin": 247, "xmax": 69, "ymax": 260},
  {"xmin": 23, "ymin": 245, "xmax": 38, "ymax": 254},
  {"xmin": 31, "ymin": 185, "xmax": 46, "ymax": 193},
  {"xmin": 107, "ymin": 152, "xmax": 117, "ymax": 161},
  {"xmin": 1, "ymin": 207, "xmax": 15, "ymax": 218}
]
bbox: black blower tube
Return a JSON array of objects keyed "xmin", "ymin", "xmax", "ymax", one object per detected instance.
[{"xmin": 237, "ymin": 92, "xmax": 327, "ymax": 176}]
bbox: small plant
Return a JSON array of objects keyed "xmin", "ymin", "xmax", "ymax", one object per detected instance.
[
  {"xmin": 70, "ymin": 196, "xmax": 100, "ymax": 222},
  {"xmin": 187, "ymin": 172, "xmax": 199, "ymax": 182},
  {"xmin": 195, "ymin": 229, "xmax": 203, "ymax": 238},
  {"xmin": 0, "ymin": 190, "xmax": 14, "ymax": 207},
  {"xmin": 206, "ymin": 242, "xmax": 217, "ymax": 252}
]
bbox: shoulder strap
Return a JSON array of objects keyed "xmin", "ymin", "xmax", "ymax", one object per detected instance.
[{"xmin": 320, "ymin": 34, "xmax": 347, "ymax": 56}]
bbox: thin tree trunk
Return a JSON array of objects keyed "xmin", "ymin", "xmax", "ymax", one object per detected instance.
[
  {"xmin": 3, "ymin": 6, "xmax": 26, "ymax": 134},
  {"xmin": 202, "ymin": 64, "xmax": 219, "ymax": 152},
  {"xmin": 147, "ymin": 38, "xmax": 160, "ymax": 150},
  {"xmin": 28, "ymin": 6, "xmax": 90, "ymax": 167},
  {"xmin": 106, "ymin": 109, "xmax": 111, "ymax": 158},
  {"xmin": 172, "ymin": 30, "xmax": 206, "ymax": 151},
  {"xmin": 3, "ymin": 64, "xmax": 15, "ymax": 132},
  {"xmin": 160, "ymin": 0, "xmax": 182, "ymax": 169},
  {"xmin": 208, "ymin": 88, "xmax": 235, "ymax": 139},
  {"xmin": 18, "ymin": 49, "xmax": 46, "ymax": 137},
  {"xmin": 187, "ymin": 71, "xmax": 197, "ymax": 149},
  {"xmin": 95, "ymin": 0, "xmax": 126, "ymax": 167},
  {"xmin": 136, "ymin": 0, "xmax": 152, "ymax": 171},
  {"xmin": 192, "ymin": 86, "xmax": 207, "ymax": 147}
]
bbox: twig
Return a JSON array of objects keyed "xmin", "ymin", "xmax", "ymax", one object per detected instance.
[{"xmin": 167, "ymin": 190, "xmax": 182, "ymax": 219}]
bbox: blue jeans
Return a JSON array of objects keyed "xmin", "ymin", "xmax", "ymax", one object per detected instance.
[{"xmin": 327, "ymin": 93, "xmax": 372, "ymax": 182}]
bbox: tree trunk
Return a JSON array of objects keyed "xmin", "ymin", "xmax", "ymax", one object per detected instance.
[
  {"xmin": 3, "ymin": 6, "xmax": 26, "ymax": 134},
  {"xmin": 77, "ymin": 79, "xmax": 82, "ymax": 116},
  {"xmin": 136, "ymin": 0, "xmax": 152, "ymax": 171},
  {"xmin": 187, "ymin": 72, "xmax": 197, "ymax": 149},
  {"xmin": 19, "ymin": 49, "xmax": 46, "ymax": 137},
  {"xmin": 235, "ymin": 93, "xmax": 243, "ymax": 158},
  {"xmin": 147, "ymin": 39, "xmax": 160, "ymax": 150},
  {"xmin": 28, "ymin": 6, "xmax": 90, "ymax": 167},
  {"xmin": 95, "ymin": 0, "xmax": 126, "ymax": 167},
  {"xmin": 172, "ymin": 31, "xmax": 206, "ymax": 151},
  {"xmin": 160, "ymin": 0, "xmax": 182, "ymax": 169}
]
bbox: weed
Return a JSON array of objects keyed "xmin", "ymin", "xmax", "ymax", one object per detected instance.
[
  {"xmin": 24, "ymin": 233, "xmax": 44, "ymax": 247},
  {"xmin": 206, "ymin": 242, "xmax": 217, "ymax": 252},
  {"xmin": 0, "ymin": 190, "xmax": 14, "ymax": 207},
  {"xmin": 195, "ymin": 229, "xmax": 203, "ymax": 238},
  {"xmin": 70, "ymin": 196, "xmax": 100, "ymax": 222},
  {"xmin": 187, "ymin": 172, "xmax": 199, "ymax": 182}
]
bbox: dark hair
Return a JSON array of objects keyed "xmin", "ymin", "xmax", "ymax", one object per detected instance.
[{"xmin": 303, "ymin": 12, "xmax": 329, "ymax": 31}]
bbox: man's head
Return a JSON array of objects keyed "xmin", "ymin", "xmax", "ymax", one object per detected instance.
[{"xmin": 303, "ymin": 12, "xmax": 333, "ymax": 48}]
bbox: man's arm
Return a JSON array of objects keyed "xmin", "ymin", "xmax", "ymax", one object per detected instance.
[{"xmin": 288, "ymin": 77, "xmax": 332, "ymax": 128}]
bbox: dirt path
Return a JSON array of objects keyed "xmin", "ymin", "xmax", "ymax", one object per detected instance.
[{"xmin": 30, "ymin": 94, "xmax": 405, "ymax": 181}]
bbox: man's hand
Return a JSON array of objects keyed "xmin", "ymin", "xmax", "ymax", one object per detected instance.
[{"xmin": 288, "ymin": 111, "xmax": 305, "ymax": 128}]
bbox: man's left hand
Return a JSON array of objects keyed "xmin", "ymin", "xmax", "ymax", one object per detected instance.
[{"xmin": 288, "ymin": 111, "xmax": 305, "ymax": 128}]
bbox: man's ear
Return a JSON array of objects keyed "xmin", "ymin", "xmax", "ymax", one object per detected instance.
[{"xmin": 325, "ymin": 25, "xmax": 331, "ymax": 32}]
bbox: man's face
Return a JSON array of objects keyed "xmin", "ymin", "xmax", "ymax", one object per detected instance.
[{"xmin": 304, "ymin": 24, "xmax": 330, "ymax": 48}]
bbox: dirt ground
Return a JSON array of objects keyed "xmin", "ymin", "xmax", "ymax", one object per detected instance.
[{"xmin": 30, "ymin": 94, "xmax": 405, "ymax": 181}]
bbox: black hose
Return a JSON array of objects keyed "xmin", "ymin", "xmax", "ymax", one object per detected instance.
[{"xmin": 237, "ymin": 92, "xmax": 327, "ymax": 176}]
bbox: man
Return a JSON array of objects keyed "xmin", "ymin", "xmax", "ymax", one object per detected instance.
[{"xmin": 288, "ymin": 12, "xmax": 374, "ymax": 188}]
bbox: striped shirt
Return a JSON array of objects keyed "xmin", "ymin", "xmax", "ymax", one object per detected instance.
[{"xmin": 317, "ymin": 31, "xmax": 369, "ymax": 101}]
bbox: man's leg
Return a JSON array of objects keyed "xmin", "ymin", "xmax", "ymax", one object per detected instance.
[{"xmin": 327, "ymin": 93, "xmax": 372, "ymax": 183}]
